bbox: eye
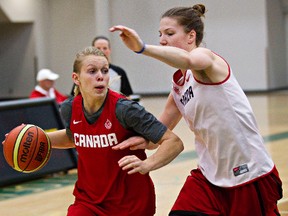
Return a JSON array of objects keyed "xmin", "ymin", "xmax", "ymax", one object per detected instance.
[
  {"xmin": 167, "ymin": 32, "xmax": 174, "ymax": 36},
  {"xmin": 101, "ymin": 68, "xmax": 109, "ymax": 74},
  {"xmin": 88, "ymin": 69, "xmax": 96, "ymax": 74}
]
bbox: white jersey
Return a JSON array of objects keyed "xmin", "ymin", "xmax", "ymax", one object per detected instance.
[{"xmin": 172, "ymin": 65, "xmax": 274, "ymax": 187}]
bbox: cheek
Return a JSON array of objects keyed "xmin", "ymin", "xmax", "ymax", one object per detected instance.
[
  {"xmin": 173, "ymin": 38, "xmax": 188, "ymax": 50},
  {"xmin": 78, "ymin": 75, "xmax": 91, "ymax": 86},
  {"xmin": 104, "ymin": 75, "xmax": 110, "ymax": 83},
  {"xmin": 170, "ymin": 40, "xmax": 183, "ymax": 49}
]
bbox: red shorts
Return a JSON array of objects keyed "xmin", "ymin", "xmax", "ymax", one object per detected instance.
[
  {"xmin": 67, "ymin": 173, "xmax": 156, "ymax": 216},
  {"xmin": 169, "ymin": 167, "xmax": 282, "ymax": 216}
]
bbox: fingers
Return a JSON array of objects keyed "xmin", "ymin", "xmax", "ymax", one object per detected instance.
[
  {"xmin": 109, "ymin": 25, "xmax": 128, "ymax": 33},
  {"xmin": 118, "ymin": 155, "xmax": 146, "ymax": 175},
  {"xmin": 2, "ymin": 134, "xmax": 8, "ymax": 145},
  {"xmin": 112, "ymin": 136, "xmax": 148, "ymax": 150},
  {"xmin": 112, "ymin": 139, "xmax": 132, "ymax": 150}
]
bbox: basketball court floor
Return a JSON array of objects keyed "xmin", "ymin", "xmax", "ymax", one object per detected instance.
[{"xmin": 0, "ymin": 92, "xmax": 287, "ymax": 216}]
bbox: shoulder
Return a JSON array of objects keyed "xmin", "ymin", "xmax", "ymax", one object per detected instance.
[
  {"xmin": 191, "ymin": 47, "xmax": 213, "ymax": 57},
  {"xmin": 115, "ymin": 98, "xmax": 144, "ymax": 123},
  {"xmin": 116, "ymin": 98, "xmax": 167, "ymax": 143},
  {"xmin": 108, "ymin": 89, "xmax": 127, "ymax": 100},
  {"xmin": 59, "ymin": 97, "xmax": 73, "ymax": 127},
  {"xmin": 30, "ymin": 90, "xmax": 43, "ymax": 98},
  {"xmin": 60, "ymin": 96, "xmax": 73, "ymax": 111},
  {"xmin": 116, "ymin": 98, "xmax": 142, "ymax": 111}
]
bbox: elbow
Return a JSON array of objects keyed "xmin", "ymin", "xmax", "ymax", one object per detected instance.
[
  {"xmin": 177, "ymin": 138, "xmax": 184, "ymax": 153},
  {"xmin": 172, "ymin": 136, "xmax": 184, "ymax": 154}
]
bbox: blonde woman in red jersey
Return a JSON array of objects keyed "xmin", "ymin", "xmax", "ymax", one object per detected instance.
[
  {"xmin": 110, "ymin": 4, "xmax": 283, "ymax": 216},
  {"xmin": 39, "ymin": 47, "xmax": 183, "ymax": 216}
]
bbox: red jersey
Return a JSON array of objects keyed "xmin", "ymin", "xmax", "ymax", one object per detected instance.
[{"xmin": 69, "ymin": 91, "xmax": 155, "ymax": 216}]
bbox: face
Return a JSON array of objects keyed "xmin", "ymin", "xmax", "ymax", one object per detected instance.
[
  {"xmin": 159, "ymin": 17, "xmax": 195, "ymax": 51},
  {"xmin": 73, "ymin": 55, "xmax": 109, "ymax": 100},
  {"xmin": 93, "ymin": 39, "xmax": 111, "ymax": 61},
  {"xmin": 39, "ymin": 79, "xmax": 55, "ymax": 91}
]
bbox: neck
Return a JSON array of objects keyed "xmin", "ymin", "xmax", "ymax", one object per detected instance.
[{"xmin": 82, "ymin": 92, "xmax": 107, "ymax": 115}]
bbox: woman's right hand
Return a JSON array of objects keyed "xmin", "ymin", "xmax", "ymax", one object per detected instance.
[{"xmin": 109, "ymin": 25, "xmax": 145, "ymax": 53}]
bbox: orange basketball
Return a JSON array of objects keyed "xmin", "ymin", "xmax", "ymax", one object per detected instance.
[{"xmin": 3, "ymin": 124, "xmax": 51, "ymax": 173}]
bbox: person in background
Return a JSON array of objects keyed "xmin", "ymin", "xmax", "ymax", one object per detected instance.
[
  {"xmin": 30, "ymin": 68, "xmax": 68, "ymax": 104},
  {"xmin": 110, "ymin": 3, "xmax": 283, "ymax": 216},
  {"xmin": 46, "ymin": 46, "xmax": 183, "ymax": 215}
]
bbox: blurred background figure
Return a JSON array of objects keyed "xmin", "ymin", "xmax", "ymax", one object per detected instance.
[{"xmin": 30, "ymin": 69, "xmax": 68, "ymax": 104}]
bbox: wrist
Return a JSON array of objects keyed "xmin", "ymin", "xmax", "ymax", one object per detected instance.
[{"xmin": 134, "ymin": 43, "xmax": 146, "ymax": 54}]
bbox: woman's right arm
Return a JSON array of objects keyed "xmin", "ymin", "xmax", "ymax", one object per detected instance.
[{"xmin": 47, "ymin": 129, "xmax": 75, "ymax": 149}]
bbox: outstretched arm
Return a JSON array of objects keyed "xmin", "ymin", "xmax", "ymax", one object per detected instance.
[{"xmin": 109, "ymin": 25, "xmax": 214, "ymax": 71}]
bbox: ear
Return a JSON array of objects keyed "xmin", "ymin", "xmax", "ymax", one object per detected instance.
[
  {"xmin": 72, "ymin": 72, "xmax": 80, "ymax": 85},
  {"xmin": 188, "ymin": 29, "xmax": 196, "ymax": 44}
]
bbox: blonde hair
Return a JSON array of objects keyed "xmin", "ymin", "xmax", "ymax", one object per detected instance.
[{"xmin": 72, "ymin": 46, "xmax": 108, "ymax": 96}]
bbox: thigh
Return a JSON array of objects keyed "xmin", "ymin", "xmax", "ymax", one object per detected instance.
[
  {"xmin": 67, "ymin": 202, "xmax": 96, "ymax": 216},
  {"xmin": 170, "ymin": 169, "xmax": 222, "ymax": 216},
  {"xmin": 226, "ymin": 167, "xmax": 282, "ymax": 216}
]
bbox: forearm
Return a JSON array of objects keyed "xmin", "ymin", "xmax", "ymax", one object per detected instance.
[
  {"xmin": 146, "ymin": 142, "xmax": 159, "ymax": 150},
  {"xmin": 145, "ymin": 130, "xmax": 183, "ymax": 171},
  {"xmin": 47, "ymin": 129, "xmax": 75, "ymax": 149}
]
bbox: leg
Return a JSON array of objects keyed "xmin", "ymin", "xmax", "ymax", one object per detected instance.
[
  {"xmin": 169, "ymin": 169, "xmax": 223, "ymax": 216},
  {"xmin": 67, "ymin": 202, "xmax": 95, "ymax": 216}
]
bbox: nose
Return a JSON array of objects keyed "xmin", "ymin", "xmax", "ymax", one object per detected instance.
[
  {"xmin": 159, "ymin": 36, "xmax": 167, "ymax": 46},
  {"xmin": 96, "ymin": 70, "xmax": 104, "ymax": 81}
]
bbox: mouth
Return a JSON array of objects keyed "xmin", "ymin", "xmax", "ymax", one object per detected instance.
[
  {"xmin": 95, "ymin": 85, "xmax": 105, "ymax": 90},
  {"xmin": 94, "ymin": 85, "xmax": 106, "ymax": 93}
]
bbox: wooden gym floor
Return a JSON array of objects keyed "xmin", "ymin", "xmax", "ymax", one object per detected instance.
[{"xmin": 0, "ymin": 91, "xmax": 287, "ymax": 216}]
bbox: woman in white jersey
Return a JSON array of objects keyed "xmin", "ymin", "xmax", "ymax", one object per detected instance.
[{"xmin": 110, "ymin": 4, "xmax": 283, "ymax": 216}]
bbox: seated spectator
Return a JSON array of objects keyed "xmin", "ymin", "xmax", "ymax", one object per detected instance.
[{"xmin": 30, "ymin": 69, "xmax": 68, "ymax": 104}]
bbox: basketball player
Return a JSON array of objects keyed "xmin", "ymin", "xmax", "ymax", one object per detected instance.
[
  {"xmin": 110, "ymin": 4, "xmax": 283, "ymax": 215},
  {"xmin": 47, "ymin": 47, "xmax": 184, "ymax": 216}
]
